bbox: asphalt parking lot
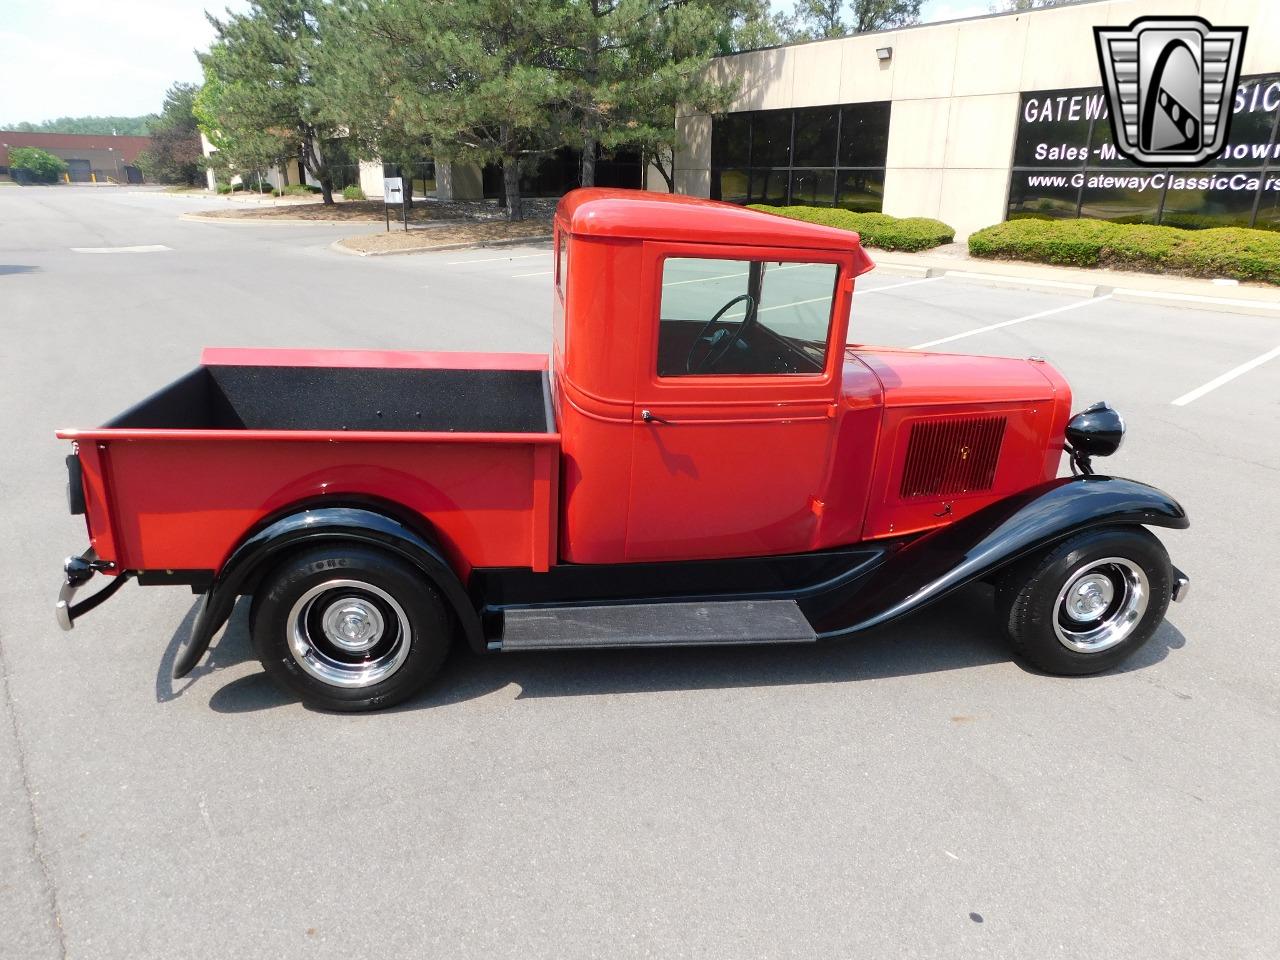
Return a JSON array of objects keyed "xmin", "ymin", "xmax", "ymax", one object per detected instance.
[{"xmin": 2, "ymin": 186, "xmax": 1278, "ymax": 959}]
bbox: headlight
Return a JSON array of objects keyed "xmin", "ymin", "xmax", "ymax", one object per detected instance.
[{"xmin": 1066, "ymin": 401, "xmax": 1125, "ymax": 458}]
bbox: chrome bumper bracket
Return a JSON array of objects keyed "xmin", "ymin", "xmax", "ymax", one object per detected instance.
[{"xmin": 55, "ymin": 549, "xmax": 130, "ymax": 631}]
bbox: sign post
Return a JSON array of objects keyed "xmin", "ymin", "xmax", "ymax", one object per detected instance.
[{"xmin": 383, "ymin": 177, "xmax": 404, "ymax": 232}]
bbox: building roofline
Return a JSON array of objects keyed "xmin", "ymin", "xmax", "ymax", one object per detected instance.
[{"xmin": 716, "ymin": 0, "xmax": 1109, "ymax": 60}]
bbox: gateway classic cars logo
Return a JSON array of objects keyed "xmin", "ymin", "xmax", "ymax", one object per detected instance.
[{"xmin": 1094, "ymin": 16, "xmax": 1248, "ymax": 166}]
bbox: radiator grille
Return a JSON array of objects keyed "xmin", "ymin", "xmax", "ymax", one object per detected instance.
[{"xmin": 899, "ymin": 415, "xmax": 1007, "ymax": 500}]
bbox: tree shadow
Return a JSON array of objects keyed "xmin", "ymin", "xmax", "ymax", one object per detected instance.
[
  {"xmin": 0, "ymin": 265, "xmax": 39, "ymax": 276},
  {"xmin": 176, "ymin": 584, "xmax": 1187, "ymax": 716}
]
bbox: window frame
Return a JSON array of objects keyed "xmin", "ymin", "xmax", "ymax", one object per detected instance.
[
  {"xmin": 637, "ymin": 240, "xmax": 855, "ymax": 405},
  {"xmin": 554, "ymin": 227, "xmax": 565, "ymax": 298}
]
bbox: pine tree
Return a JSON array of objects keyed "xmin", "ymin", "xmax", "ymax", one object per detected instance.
[
  {"xmin": 555, "ymin": 0, "xmax": 742, "ymax": 189},
  {"xmin": 200, "ymin": 0, "xmax": 343, "ymax": 203},
  {"xmin": 319, "ymin": 0, "xmax": 568, "ymax": 221}
]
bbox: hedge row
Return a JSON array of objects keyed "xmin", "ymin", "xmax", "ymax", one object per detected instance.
[
  {"xmin": 748, "ymin": 205, "xmax": 956, "ymax": 252},
  {"xmin": 969, "ymin": 218, "xmax": 1280, "ymax": 285}
]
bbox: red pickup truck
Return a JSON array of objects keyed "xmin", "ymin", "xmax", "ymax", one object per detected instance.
[{"xmin": 56, "ymin": 189, "xmax": 1189, "ymax": 711}]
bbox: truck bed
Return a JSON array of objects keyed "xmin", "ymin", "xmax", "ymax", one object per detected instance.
[
  {"xmin": 59, "ymin": 348, "xmax": 560, "ymax": 576},
  {"xmin": 108, "ymin": 360, "xmax": 550, "ymax": 434}
]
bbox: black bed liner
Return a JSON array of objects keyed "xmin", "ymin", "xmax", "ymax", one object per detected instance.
[{"xmin": 106, "ymin": 365, "xmax": 553, "ymax": 434}]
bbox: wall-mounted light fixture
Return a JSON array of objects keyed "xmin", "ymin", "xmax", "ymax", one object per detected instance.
[{"xmin": 876, "ymin": 46, "xmax": 893, "ymax": 61}]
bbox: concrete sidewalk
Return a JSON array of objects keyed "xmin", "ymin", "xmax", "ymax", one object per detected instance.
[{"xmin": 870, "ymin": 244, "xmax": 1279, "ymax": 317}]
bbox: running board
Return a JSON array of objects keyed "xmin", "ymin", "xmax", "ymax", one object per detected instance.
[{"xmin": 495, "ymin": 600, "xmax": 817, "ymax": 651}]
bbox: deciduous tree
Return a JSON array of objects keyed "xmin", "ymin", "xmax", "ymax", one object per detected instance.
[
  {"xmin": 8, "ymin": 147, "xmax": 67, "ymax": 183},
  {"xmin": 5, "ymin": 116, "xmax": 153, "ymax": 136},
  {"xmin": 786, "ymin": 0, "xmax": 920, "ymax": 40}
]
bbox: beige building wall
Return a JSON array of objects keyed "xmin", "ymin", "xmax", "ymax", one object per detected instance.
[{"xmin": 675, "ymin": 0, "xmax": 1278, "ymax": 239}]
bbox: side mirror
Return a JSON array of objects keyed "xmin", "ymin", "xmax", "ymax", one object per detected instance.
[{"xmin": 1066, "ymin": 401, "xmax": 1125, "ymax": 460}]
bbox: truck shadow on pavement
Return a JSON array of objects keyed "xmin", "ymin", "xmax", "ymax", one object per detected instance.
[{"xmin": 156, "ymin": 584, "xmax": 1187, "ymax": 714}]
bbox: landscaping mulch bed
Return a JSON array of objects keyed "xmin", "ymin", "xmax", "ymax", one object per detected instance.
[
  {"xmin": 337, "ymin": 218, "xmax": 554, "ymax": 255},
  {"xmin": 193, "ymin": 196, "xmax": 560, "ymax": 225}
]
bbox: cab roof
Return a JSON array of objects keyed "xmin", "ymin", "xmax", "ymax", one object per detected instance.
[{"xmin": 556, "ymin": 188, "xmax": 868, "ymax": 253}]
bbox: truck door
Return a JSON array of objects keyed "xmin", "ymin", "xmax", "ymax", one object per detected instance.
[{"xmin": 625, "ymin": 243, "xmax": 851, "ymax": 562}]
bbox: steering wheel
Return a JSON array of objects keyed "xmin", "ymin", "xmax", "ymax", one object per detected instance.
[{"xmin": 685, "ymin": 293, "xmax": 757, "ymax": 374}]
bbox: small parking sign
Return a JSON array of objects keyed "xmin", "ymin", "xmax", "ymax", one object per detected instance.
[{"xmin": 383, "ymin": 177, "xmax": 406, "ymax": 231}]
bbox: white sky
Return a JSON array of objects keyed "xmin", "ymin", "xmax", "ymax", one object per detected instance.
[
  {"xmin": 0, "ymin": 0, "xmax": 989, "ymax": 126},
  {"xmin": 0, "ymin": 0, "xmax": 249, "ymax": 125}
]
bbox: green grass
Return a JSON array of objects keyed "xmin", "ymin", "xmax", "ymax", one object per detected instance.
[
  {"xmin": 748, "ymin": 205, "xmax": 956, "ymax": 252},
  {"xmin": 968, "ymin": 218, "xmax": 1280, "ymax": 285}
]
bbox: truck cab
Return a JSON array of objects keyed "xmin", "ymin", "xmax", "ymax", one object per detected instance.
[
  {"xmin": 552, "ymin": 190, "xmax": 1069, "ymax": 563},
  {"xmin": 56, "ymin": 189, "xmax": 1189, "ymax": 712}
]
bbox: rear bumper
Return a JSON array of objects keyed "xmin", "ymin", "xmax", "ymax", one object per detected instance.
[{"xmin": 55, "ymin": 548, "xmax": 131, "ymax": 631}]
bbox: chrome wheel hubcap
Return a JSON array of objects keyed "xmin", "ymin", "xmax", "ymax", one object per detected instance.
[
  {"xmin": 1064, "ymin": 573, "xmax": 1115, "ymax": 622},
  {"xmin": 322, "ymin": 599, "xmax": 385, "ymax": 652},
  {"xmin": 1053, "ymin": 557, "xmax": 1149, "ymax": 654},
  {"xmin": 288, "ymin": 579, "xmax": 411, "ymax": 688}
]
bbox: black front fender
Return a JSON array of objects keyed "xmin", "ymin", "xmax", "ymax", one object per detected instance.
[
  {"xmin": 173, "ymin": 505, "xmax": 484, "ymax": 679},
  {"xmin": 803, "ymin": 475, "xmax": 1188, "ymax": 638}
]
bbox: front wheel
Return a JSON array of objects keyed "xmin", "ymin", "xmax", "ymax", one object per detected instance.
[
  {"xmin": 251, "ymin": 545, "xmax": 453, "ymax": 711},
  {"xmin": 996, "ymin": 526, "xmax": 1173, "ymax": 675}
]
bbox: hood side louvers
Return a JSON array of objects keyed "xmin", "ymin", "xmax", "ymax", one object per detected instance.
[{"xmin": 900, "ymin": 415, "xmax": 1007, "ymax": 500}]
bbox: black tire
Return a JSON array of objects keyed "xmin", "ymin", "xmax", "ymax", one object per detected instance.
[
  {"xmin": 250, "ymin": 544, "xmax": 453, "ymax": 711},
  {"xmin": 995, "ymin": 526, "xmax": 1172, "ymax": 676}
]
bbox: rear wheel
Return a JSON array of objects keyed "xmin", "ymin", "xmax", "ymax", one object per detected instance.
[
  {"xmin": 996, "ymin": 526, "xmax": 1172, "ymax": 675},
  {"xmin": 250, "ymin": 545, "xmax": 453, "ymax": 711}
]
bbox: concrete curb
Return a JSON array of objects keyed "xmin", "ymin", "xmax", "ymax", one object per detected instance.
[
  {"xmin": 333, "ymin": 234, "xmax": 555, "ymax": 258},
  {"xmin": 939, "ymin": 270, "xmax": 1106, "ymax": 298},
  {"xmin": 1112, "ymin": 287, "xmax": 1280, "ymax": 318},
  {"xmin": 870, "ymin": 262, "xmax": 937, "ymax": 279},
  {"xmin": 180, "ymin": 212, "xmax": 358, "ymax": 226}
]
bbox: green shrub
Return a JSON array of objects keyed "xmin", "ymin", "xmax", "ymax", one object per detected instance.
[
  {"xmin": 748, "ymin": 205, "xmax": 955, "ymax": 252},
  {"xmin": 215, "ymin": 183, "xmax": 232, "ymax": 194},
  {"xmin": 9, "ymin": 146, "xmax": 68, "ymax": 183},
  {"xmin": 968, "ymin": 218, "xmax": 1280, "ymax": 284},
  {"xmin": 342, "ymin": 184, "xmax": 366, "ymax": 200},
  {"xmin": 280, "ymin": 183, "xmax": 316, "ymax": 196}
]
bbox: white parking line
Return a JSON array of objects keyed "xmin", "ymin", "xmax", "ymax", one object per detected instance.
[
  {"xmin": 910, "ymin": 295, "xmax": 1112, "ymax": 350},
  {"xmin": 758, "ymin": 295, "xmax": 830, "ymax": 314},
  {"xmin": 445, "ymin": 252, "xmax": 548, "ymax": 265},
  {"xmin": 513, "ymin": 270, "xmax": 553, "ymax": 278},
  {"xmin": 1171, "ymin": 344, "xmax": 1280, "ymax": 406},
  {"xmin": 855, "ymin": 277, "xmax": 943, "ymax": 296},
  {"xmin": 662, "ymin": 263, "xmax": 807, "ymax": 287},
  {"xmin": 70, "ymin": 244, "xmax": 172, "ymax": 254}
]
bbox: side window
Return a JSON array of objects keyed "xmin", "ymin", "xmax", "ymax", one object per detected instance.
[
  {"xmin": 555, "ymin": 231, "xmax": 565, "ymax": 297},
  {"xmin": 657, "ymin": 257, "xmax": 839, "ymax": 377}
]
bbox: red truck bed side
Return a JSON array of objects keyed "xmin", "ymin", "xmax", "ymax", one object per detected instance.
[{"xmin": 58, "ymin": 348, "xmax": 560, "ymax": 577}]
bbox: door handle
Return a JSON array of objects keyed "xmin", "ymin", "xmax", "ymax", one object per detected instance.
[{"xmin": 640, "ymin": 409, "xmax": 672, "ymax": 425}]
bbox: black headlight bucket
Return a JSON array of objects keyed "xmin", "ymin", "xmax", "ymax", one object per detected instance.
[{"xmin": 1066, "ymin": 401, "xmax": 1125, "ymax": 460}]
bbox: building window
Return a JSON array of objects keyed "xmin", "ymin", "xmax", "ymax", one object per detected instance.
[
  {"xmin": 1009, "ymin": 76, "xmax": 1280, "ymax": 230},
  {"xmin": 709, "ymin": 102, "xmax": 891, "ymax": 212}
]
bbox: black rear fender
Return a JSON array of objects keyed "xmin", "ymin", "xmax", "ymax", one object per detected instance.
[
  {"xmin": 804, "ymin": 475, "xmax": 1188, "ymax": 637},
  {"xmin": 173, "ymin": 504, "xmax": 483, "ymax": 679}
]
